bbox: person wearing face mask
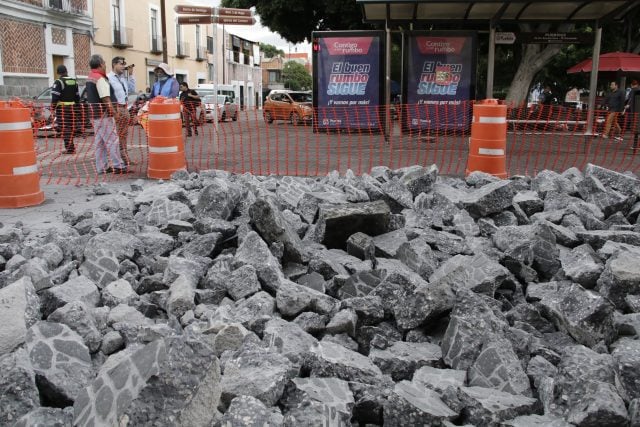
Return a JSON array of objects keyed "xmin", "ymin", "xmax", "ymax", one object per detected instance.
[{"xmin": 150, "ymin": 63, "xmax": 179, "ymax": 99}]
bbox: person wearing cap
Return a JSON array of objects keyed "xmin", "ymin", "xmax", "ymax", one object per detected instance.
[
  {"xmin": 85, "ymin": 54, "xmax": 129, "ymax": 174},
  {"xmin": 150, "ymin": 63, "xmax": 179, "ymax": 99},
  {"xmin": 51, "ymin": 64, "xmax": 80, "ymax": 154},
  {"xmin": 107, "ymin": 56, "xmax": 136, "ymax": 165}
]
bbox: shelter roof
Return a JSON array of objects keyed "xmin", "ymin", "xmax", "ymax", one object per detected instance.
[{"xmin": 356, "ymin": 0, "xmax": 637, "ymax": 25}]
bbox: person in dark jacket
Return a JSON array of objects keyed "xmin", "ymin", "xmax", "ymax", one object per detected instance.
[
  {"xmin": 626, "ymin": 80, "xmax": 640, "ymax": 150},
  {"xmin": 50, "ymin": 64, "xmax": 80, "ymax": 154},
  {"xmin": 538, "ymin": 85, "xmax": 557, "ymax": 120},
  {"xmin": 602, "ymin": 81, "xmax": 626, "ymax": 139},
  {"xmin": 179, "ymin": 82, "xmax": 200, "ymax": 137}
]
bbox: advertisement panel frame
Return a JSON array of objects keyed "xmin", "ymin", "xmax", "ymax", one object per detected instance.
[
  {"xmin": 312, "ymin": 30, "xmax": 386, "ymax": 133},
  {"xmin": 402, "ymin": 31, "xmax": 477, "ymax": 134}
]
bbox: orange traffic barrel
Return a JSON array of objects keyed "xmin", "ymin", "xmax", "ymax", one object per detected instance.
[
  {"xmin": 0, "ymin": 100, "xmax": 44, "ymax": 208},
  {"xmin": 466, "ymin": 99, "xmax": 507, "ymax": 178},
  {"xmin": 147, "ymin": 97, "xmax": 186, "ymax": 179}
]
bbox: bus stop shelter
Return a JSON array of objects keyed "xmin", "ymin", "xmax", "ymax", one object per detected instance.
[{"xmin": 356, "ymin": 0, "xmax": 638, "ymax": 135}]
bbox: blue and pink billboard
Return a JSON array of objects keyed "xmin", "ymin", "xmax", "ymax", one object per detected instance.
[
  {"xmin": 312, "ymin": 31, "xmax": 385, "ymax": 132},
  {"xmin": 404, "ymin": 32, "xmax": 477, "ymax": 132}
]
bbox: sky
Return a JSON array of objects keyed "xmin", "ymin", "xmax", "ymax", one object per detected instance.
[{"xmin": 185, "ymin": 0, "xmax": 312, "ymax": 56}]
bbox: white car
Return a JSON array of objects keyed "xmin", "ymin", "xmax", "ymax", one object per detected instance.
[{"xmin": 202, "ymin": 95, "xmax": 238, "ymax": 122}]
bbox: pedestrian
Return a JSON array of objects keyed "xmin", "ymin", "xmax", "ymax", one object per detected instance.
[
  {"xmin": 538, "ymin": 85, "xmax": 556, "ymax": 120},
  {"xmin": 564, "ymin": 86, "xmax": 580, "ymax": 105},
  {"xmin": 602, "ymin": 81, "xmax": 626, "ymax": 140},
  {"xmin": 626, "ymin": 79, "xmax": 640, "ymax": 150},
  {"xmin": 50, "ymin": 64, "xmax": 80, "ymax": 154},
  {"xmin": 179, "ymin": 82, "xmax": 200, "ymax": 137},
  {"xmin": 85, "ymin": 54, "xmax": 129, "ymax": 174},
  {"xmin": 107, "ymin": 56, "xmax": 136, "ymax": 165},
  {"xmin": 149, "ymin": 63, "xmax": 179, "ymax": 99}
]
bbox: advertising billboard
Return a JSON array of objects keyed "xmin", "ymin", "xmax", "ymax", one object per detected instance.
[
  {"xmin": 312, "ymin": 31, "xmax": 385, "ymax": 132},
  {"xmin": 403, "ymin": 32, "xmax": 477, "ymax": 132}
]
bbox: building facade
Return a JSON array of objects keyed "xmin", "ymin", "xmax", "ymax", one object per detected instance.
[
  {"xmin": 261, "ymin": 55, "xmax": 285, "ymax": 98},
  {"xmin": 0, "ymin": 0, "xmax": 262, "ymax": 108},
  {"xmin": 0, "ymin": 0, "xmax": 93, "ymax": 97},
  {"xmin": 260, "ymin": 51, "xmax": 311, "ymax": 99}
]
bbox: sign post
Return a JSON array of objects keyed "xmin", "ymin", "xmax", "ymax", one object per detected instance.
[
  {"xmin": 216, "ymin": 7, "xmax": 253, "ymax": 17},
  {"xmin": 174, "ymin": 5, "xmax": 213, "ymax": 15},
  {"xmin": 177, "ymin": 15, "xmax": 213, "ymax": 25},
  {"xmin": 495, "ymin": 32, "xmax": 516, "ymax": 45},
  {"xmin": 175, "ymin": 5, "xmax": 255, "ymax": 25},
  {"xmin": 494, "ymin": 31, "xmax": 594, "ymax": 45},
  {"xmin": 212, "ymin": 16, "xmax": 256, "ymax": 25}
]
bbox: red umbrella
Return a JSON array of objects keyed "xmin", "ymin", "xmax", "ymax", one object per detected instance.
[{"xmin": 567, "ymin": 51, "xmax": 640, "ymax": 74}]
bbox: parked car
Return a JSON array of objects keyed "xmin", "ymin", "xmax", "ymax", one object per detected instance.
[
  {"xmin": 263, "ymin": 90, "xmax": 312, "ymax": 125},
  {"xmin": 30, "ymin": 86, "xmax": 92, "ymax": 135},
  {"xmin": 202, "ymin": 95, "xmax": 238, "ymax": 122}
]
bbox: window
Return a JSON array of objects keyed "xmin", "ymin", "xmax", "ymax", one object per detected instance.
[
  {"xmin": 113, "ymin": 0, "xmax": 121, "ymax": 30},
  {"xmin": 268, "ymin": 71, "xmax": 280, "ymax": 83},
  {"xmin": 150, "ymin": 8, "xmax": 160, "ymax": 52},
  {"xmin": 196, "ymin": 25, "xmax": 201, "ymax": 50},
  {"xmin": 176, "ymin": 23, "xmax": 182, "ymax": 45},
  {"xmin": 206, "ymin": 36, "xmax": 213, "ymax": 53}
]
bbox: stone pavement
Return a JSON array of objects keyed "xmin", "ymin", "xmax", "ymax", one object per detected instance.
[{"xmin": 0, "ymin": 181, "xmax": 137, "ymax": 231}]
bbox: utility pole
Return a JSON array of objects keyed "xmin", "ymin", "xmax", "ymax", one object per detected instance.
[{"xmin": 160, "ymin": 0, "xmax": 168, "ymax": 63}]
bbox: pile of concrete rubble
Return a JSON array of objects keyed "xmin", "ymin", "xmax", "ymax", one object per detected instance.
[{"xmin": 1, "ymin": 163, "xmax": 640, "ymax": 426}]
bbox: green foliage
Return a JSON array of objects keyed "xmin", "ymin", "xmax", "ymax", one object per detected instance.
[
  {"xmin": 283, "ymin": 61, "xmax": 312, "ymax": 90},
  {"xmin": 260, "ymin": 43, "xmax": 285, "ymax": 58},
  {"xmin": 220, "ymin": 0, "xmax": 369, "ymax": 43}
]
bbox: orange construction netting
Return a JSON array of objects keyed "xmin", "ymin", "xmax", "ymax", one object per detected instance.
[{"xmin": 25, "ymin": 101, "xmax": 640, "ymax": 185}]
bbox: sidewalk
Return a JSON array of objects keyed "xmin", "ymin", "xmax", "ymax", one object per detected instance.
[{"xmin": 0, "ymin": 180, "xmax": 137, "ymax": 232}]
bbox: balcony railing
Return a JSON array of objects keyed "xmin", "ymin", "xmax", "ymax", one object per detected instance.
[
  {"xmin": 150, "ymin": 36, "xmax": 162, "ymax": 54},
  {"xmin": 176, "ymin": 42, "xmax": 189, "ymax": 58},
  {"xmin": 45, "ymin": 0, "xmax": 88, "ymax": 15},
  {"xmin": 113, "ymin": 27, "xmax": 133, "ymax": 48},
  {"xmin": 195, "ymin": 46, "xmax": 206, "ymax": 61}
]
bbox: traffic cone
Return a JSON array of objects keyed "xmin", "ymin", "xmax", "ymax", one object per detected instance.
[
  {"xmin": 147, "ymin": 97, "xmax": 187, "ymax": 179},
  {"xmin": 0, "ymin": 100, "xmax": 44, "ymax": 208},
  {"xmin": 466, "ymin": 99, "xmax": 508, "ymax": 178}
]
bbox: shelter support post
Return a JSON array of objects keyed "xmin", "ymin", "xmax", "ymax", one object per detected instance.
[
  {"xmin": 385, "ymin": 21, "xmax": 392, "ymax": 141},
  {"xmin": 487, "ymin": 25, "xmax": 496, "ymax": 99},
  {"xmin": 585, "ymin": 23, "xmax": 602, "ymax": 135}
]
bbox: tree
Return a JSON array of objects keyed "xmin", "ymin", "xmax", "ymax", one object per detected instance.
[
  {"xmin": 260, "ymin": 43, "xmax": 285, "ymax": 58},
  {"xmin": 220, "ymin": 0, "xmax": 368, "ymax": 43},
  {"xmin": 282, "ymin": 61, "xmax": 312, "ymax": 91}
]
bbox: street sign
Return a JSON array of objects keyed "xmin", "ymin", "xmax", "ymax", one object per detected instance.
[
  {"xmin": 495, "ymin": 32, "xmax": 516, "ymax": 45},
  {"xmin": 174, "ymin": 5, "xmax": 213, "ymax": 15},
  {"xmin": 212, "ymin": 16, "xmax": 256, "ymax": 25},
  {"xmin": 177, "ymin": 15, "xmax": 213, "ymax": 25},
  {"xmin": 216, "ymin": 7, "xmax": 253, "ymax": 17},
  {"xmin": 518, "ymin": 32, "xmax": 594, "ymax": 44}
]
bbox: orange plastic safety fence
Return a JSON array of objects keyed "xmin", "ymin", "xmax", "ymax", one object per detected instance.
[{"xmin": 30, "ymin": 101, "xmax": 640, "ymax": 185}]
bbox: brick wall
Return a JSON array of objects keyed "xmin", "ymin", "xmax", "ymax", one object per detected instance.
[
  {"xmin": 71, "ymin": 0, "xmax": 88, "ymax": 12},
  {"xmin": 16, "ymin": 0, "xmax": 42, "ymax": 6},
  {"xmin": 0, "ymin": 18, "xmax": 46, "ymax": 74},
  {"xmin": 73, "ymin": 32, "xmax": 90, "ymax": 76}
]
